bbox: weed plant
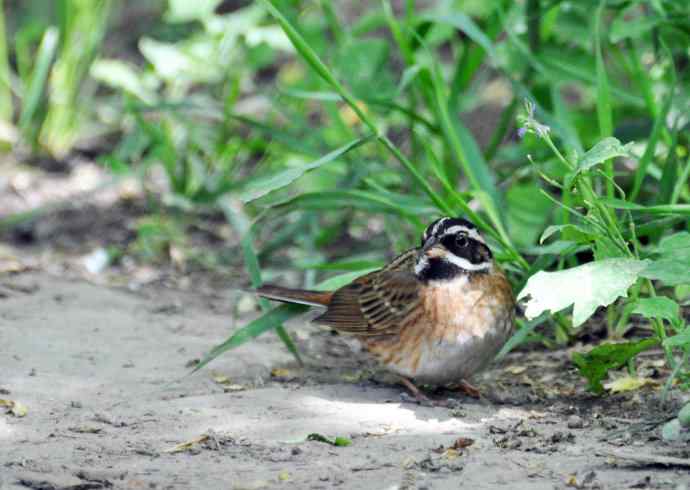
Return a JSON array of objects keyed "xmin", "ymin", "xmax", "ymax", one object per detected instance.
[{"xmin": 2, "ymin": 0, "xmax": 690, "ymax": 394}]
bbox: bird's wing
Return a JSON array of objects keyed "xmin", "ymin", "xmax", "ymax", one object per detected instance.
[{"xmin": 313, "ymin": 271, "xmax": 421, "ymax": 335}]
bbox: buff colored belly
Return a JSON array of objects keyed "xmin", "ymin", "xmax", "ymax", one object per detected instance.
[{"xmin": 366, "ymin": 275, "xmax": 514, "ymax": 385}]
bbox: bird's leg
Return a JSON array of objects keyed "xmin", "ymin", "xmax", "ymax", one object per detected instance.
[
  {"xmin": 398, "ymin": 377, "xmax": 432, "ymax": 404},
  {"xmin": 452, "ymin": 379, "xmax": 481, "ymax": 399}
]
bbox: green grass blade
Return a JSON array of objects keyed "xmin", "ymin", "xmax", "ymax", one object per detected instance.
[
  {"xmin": 192, "ymin": 304, "xmax": 308, "ymax": 373},
  {"xmin": 240, "ymin": 135, "xmax": 371, "ymax": 202},
  {"xmin": 594, "ymin": 0, "xmax": 614, "ymax": 197},
  {"xmin": 219, "ymin": 200, "xmax": 303, "ymax": 365},
  {"xmin": 602, "ymin": 199, "xmax": 690, "ymax": 216},
  {"xmin": 0, "ymin": 0, "xmax": 11, "ymax": 122},
  {"xmin": 262, "ymin": 0, "xmax": 455, "ymax": 218},
  {"xmin": 18, "ymin": 27, "xmax": 58, "ymax": 132},
  {"xmin": 630, "ymin": 84, "xmax": 674, "ymax": 201}
]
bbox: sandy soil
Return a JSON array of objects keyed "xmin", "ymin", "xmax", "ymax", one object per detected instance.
[{"xmin": 1, "ymin": 270, "xmax": 689, "ymax": 490}]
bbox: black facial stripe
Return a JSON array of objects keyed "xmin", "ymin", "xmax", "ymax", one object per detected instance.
[
  {"xmin": 439, "ymin": 234, "xmax": 492, "ymax": 264},
  {"xmin": 417, "ymin": 258, "xmax": 461, "ymax": 282}
]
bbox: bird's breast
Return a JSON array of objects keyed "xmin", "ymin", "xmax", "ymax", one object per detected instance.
[{"xmin": 365, "ymin": 272, "xmax": 514, "ymax": 385}]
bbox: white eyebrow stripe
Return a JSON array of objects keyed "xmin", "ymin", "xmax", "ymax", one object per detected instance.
[
  {"xmin": 444, "ymin": 253, "xmax": 492, "ymax": 271},
  {"xmin": 431, "ymin": 217, "xmax": 448, "ymax": 238},
  {"xmin": 443, "ymin": 225, "xmax": 485, "ymax": 244}
]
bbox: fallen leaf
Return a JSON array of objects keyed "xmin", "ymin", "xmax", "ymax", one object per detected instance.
[
  {"xmin": 442, "ymin": 448, "xmax": 460, "ymax": 460},
  {"xmin": 604, "ymin": 376, "xmax": 658, "ymax": 394},
  {"xmin": 0, "ymin": 399, "xmax": 28, "ymax": 417},
  {"xmin": 271, "ymin": 368, "xmax": 292, "ymax": 378},
  {"xmin": 69, "ymin": 426, "xmax": 102, "ymax": 434},
  {"xmin": 211, "ymin": 372, "xmax": 231, "ymax": 384},
  {"xmin": 163, "ymin": 434, "xmax": 210, "ymax": 453},
  {"xmin": 450, "ymin": 437, "xmax": 475, "ymax": 450},
  {"xmin": 505, "ymin": 365, "xmax": 527, "ymax": 375}
]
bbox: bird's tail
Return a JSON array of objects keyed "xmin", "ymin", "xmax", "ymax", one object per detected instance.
[{"xmin": 254, "ymin": 285, "xmax": 332, "ymax": 307}]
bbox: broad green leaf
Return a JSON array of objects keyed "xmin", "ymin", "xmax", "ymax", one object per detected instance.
[
  {"xmin": 576, "ymin": 137, "xmax": 633, "ymax": 173},
  {"xmin": 572, "ymin": 338, "xmax": 659, "ymax": 394},
  {"xmin": 656, "ymin": 232, "xmax": 690, "ymax": 261},
  {"xmin": 505, "ymin": 183, "xmax": 552, "ymax": 248},
  {"xmin": 663, "ymin": 327, "xmax": 690, "ymax": 348},
  {"xmin": 632, "ymin": 297, "xmax": 681, "ymax": 324},
  {"xmin": 167, "ymin": 0, "xmax": 220, "ymax": 21},
  {"xmin": 240, "ymin": 137, "xmax": 369, "ymax": 203},
  {"xmin": 518, "ymin": 259, "xmax": 649, "ymax": 327},
  {"xmin": 91, "ymin": 59, "xmax": 157, "ymax": 103},
  {"xmin": 641, "ymin": 260, "xmax": 690, "ymax": 286}
]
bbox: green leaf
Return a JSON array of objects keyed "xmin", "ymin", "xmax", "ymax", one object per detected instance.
[
  {"xmin": 240, "ymin": 136, "xmax": 370, "ymax": 203},
  {"xmin": 506, "ymin": 183, "xmax": 552, "ymax": 248},
  {"xmin": 518, "ymin": 259, "xmax": 649, "ymax": 327},
  {"xmin": 90, "ymin": 59, "xmax": 157, "ymax": 104},
  {"xmin": 632, "ymin": 297, "xmax": 681, "ymax": 324},
  {"xmin": 663, "ymin": 327, "xmax": 690, "ymax": 348},
  {"xmin": 576, "ymin": 137, "xmax": 633, "ymax": 173},
  {"xmin": 572, "ymin": 338, "xmax": 659, "ymax": 394},
  {"xmin": 641, "ymin": 260, "xmax": 690, "ymax": 286},
  {"xmin": 656, "ymin": 232, "xmax": 690, "ymax": 261}
]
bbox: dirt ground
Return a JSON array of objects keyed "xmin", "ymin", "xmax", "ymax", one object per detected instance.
[
  {"xmin": 1, "ymin": 158, "xmax": 690, "ymax": 489},
  {"xmin": 2, "ymin": 268, "xmax": 690, "ymax": 490}
]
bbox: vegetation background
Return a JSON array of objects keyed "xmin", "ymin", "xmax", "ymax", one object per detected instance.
[{"xmin": 1, "ymin": 0, "xmax": 689, "ymax": 427}]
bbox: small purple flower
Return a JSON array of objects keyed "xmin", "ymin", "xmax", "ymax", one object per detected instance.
[{"xmin": 518, "ymin": 98, "xmax": 551, "ymax": 140}]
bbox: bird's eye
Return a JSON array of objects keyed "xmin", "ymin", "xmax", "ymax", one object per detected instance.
[{"xmin": 455, "ymin": 234, "xmax": 469, "ymax": 248}]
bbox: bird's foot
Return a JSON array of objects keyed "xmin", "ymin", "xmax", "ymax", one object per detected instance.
[{"xmin": 398, "ymin": 377, "xmax": 452, "ymax": 408}]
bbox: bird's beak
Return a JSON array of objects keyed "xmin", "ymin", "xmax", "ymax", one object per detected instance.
[{"xmin": 420, "ymin": 236, "xmax": 440, "ymax": 257}]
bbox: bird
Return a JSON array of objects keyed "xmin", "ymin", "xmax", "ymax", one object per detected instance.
[{"xmin": 254, "ymin": 217, "xmax": 515, "ymax": 402}]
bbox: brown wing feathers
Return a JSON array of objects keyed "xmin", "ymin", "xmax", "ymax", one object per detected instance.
[{"xmin": 314, "ymin": 271, "xmax": 421, "ymax": 336}]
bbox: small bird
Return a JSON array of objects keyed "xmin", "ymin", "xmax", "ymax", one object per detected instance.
[{"xmin": 255, "ymin": 217, "xmax": 515, "ymax": 401}]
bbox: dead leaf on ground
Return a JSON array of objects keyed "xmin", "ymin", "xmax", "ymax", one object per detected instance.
[
  {"xmin": 505, "ymin": 365, "xmax": 528, "ymax": 375},
  {"xmin": 271, "ymin": 368, "xmax": 295, "ymax": 379},
  {"xmin": 604, "ymin": 376, "xmax": 659, "ymax": 394},
  {"xmin": 69, "ymin": 425, "xmax": 102, "ymax": 434},
  {"xmin": 163, "ymin": 434, "xmax": 210, "ymax": 453},
  {"xmin": 0, "ymin": 399, "xmax": 28, "ymax": 417}
]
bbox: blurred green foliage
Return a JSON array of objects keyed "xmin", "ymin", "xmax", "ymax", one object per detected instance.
[{"xmin": 2, "ymin": 0, "xmax": 690, "ymax": 391}]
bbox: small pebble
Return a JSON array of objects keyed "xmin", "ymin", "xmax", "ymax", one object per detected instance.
[{"xmin": 567, "ymin": 415, "xmax": 584, "ymax": 429}]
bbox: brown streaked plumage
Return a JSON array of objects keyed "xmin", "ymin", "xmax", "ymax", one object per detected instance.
[{"xmin": 254, "ymin": 217, "xmax": 515, "ymax": 399}]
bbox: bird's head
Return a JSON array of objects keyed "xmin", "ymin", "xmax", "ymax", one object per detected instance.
[{"xmin": 415, "ymin": 217, "xmax": 493, "ymax": 281}]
